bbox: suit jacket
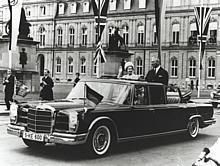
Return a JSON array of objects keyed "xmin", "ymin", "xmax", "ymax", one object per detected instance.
[
  {"xmin": 3, "ymin": 75, "xmax": 15, "ymax": 95},
  {"xmin": 145, "ymin": 67, "xmax": 169, "ymax": 85},
  {"xmin": 40, "ymin": 76, "xmax": 54, "ymax": 100}
]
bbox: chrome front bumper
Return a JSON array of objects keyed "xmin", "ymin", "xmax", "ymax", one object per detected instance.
[
  {"xmin": 7, "ymin": 124, "xmax": 88, "ymax": 145},
  {"xmin": 203, "ymin": 118, "xmax": 216, "ymax": 126}
]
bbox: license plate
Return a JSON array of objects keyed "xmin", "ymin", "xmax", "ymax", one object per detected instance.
[{"xmin": 23, "ymin": 131, "xmax": 44, "ymax": 142}]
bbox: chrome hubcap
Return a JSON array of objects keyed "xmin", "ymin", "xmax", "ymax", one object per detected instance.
[
  {"xmin": 188, "ymin": 119, "xmax": 198, "ymax": 137},
  {"xmin": 92, "ymin": 126, "xmax": 111, "ymax": 155}
]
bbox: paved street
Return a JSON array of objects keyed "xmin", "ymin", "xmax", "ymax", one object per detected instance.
[{"xmin": 0, "ymin": 108, "xmax": 219, "ymax": 166}]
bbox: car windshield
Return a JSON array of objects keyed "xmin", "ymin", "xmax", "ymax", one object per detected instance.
[{"xmin": 66, "ymin": 81, "xmax": 131, "ymax": 105}]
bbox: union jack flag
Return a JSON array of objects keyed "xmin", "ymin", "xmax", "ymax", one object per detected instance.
[
  {"xmin": 92, "ymin": 0, "xmax": 109, "ymax": 64},
  {"xmin": 194, "ymin": 6, "xmax": 212, "ymax": 69},
  {"xmin": 91, "ymin": 0, "xmax": 109, "ymax": 43},
  {"xmin": 94, "ymin": 41, "xmax": 106, "ymax": 64}
]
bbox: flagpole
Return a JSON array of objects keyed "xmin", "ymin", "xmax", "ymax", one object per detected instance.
[
  {"xmin": 8, "ymin": 0, "xmax": 12, "ymax": 69},
  {"xmin": 197, "ymin": 41, "xmax": 201, "ymax": 98},
  {"xmin": 96, "ymin": 0, "xmax": 101, "ymax": 78},
  {"xmin": 197, "ymin": 0, "xmax": 204, "ymax": 98}
]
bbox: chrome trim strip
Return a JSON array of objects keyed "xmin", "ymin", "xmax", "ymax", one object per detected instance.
[
  {"xmin": 117, "ymin": 129, "xmax": 187, "ymax": 142},
  {"xmin": 203, "ymin": 119, "xmax": 216, "ymax": 125},
  {"xmin": 189, "ymin": 115, "xmax": 201, "ymax": 120},
  {"xmin": 88, "ymin": 116, "xmax": 119, "ymax": 138}
]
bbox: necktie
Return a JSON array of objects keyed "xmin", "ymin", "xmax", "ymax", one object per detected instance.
[{"xmin": 154, "ymin": 68, "xmax": 156, "ymax": 74}]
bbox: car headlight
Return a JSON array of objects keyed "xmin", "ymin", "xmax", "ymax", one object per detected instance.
[
  {"xmin": 69, "ymin": 111, "xmax": 78, "ymax": 133},
  {"xmin": 9, "ymin": 103, "xmax": 18, "ymax": 124}
]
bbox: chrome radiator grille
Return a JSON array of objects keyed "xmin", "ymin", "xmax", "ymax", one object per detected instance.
[{"xmin": 27, "ymin": 108, "xmax": 53, "ymax": 133}]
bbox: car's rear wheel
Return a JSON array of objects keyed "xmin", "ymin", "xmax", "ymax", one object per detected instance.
[
  {"xmin": 187, "ymin": 118, "xmax": 199, "ymax": 138},
  {"xmin": 87, "ymin": 124, "xmax": 112, "ymax": 157},
  {"xmin": 22, "ymin": 138, "xmax": 46, "ymax": 148}
]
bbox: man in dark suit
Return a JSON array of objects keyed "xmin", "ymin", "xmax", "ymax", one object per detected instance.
[
  {"xmin": 145, "ymin": 57, "xmax": 169, "ymax": 85},
  {"xmin": 3, "ymin": 69, "xmax": 16, "ymax": 110},
  {"xmin": 40, "ymin": 69, "xmax": 54, "ymax": 100}
]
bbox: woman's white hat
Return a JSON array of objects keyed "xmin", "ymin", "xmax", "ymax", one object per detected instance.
[{"xmin": 124, "ymin": 62, "xmax": 134, "ymax": 70}]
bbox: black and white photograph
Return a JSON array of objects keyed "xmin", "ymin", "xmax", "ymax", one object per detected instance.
[{"xmin": 0, "ymin": 0, "xmax": 220, "ymax": 165}]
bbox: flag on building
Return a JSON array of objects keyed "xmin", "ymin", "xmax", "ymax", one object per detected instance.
[
  {"xmin": 91, "ymin": 0, "xmax": 109, "ymax": 42},
  {"xmin": 194, "ymin": 6, "xmax": 212, "ymax": 69},
  {"xmin": 85, "ymin": 84, "xmax": 103, "ymax": 107},
  {"xmin": 8, "ymin": 0, "xmax": 23, "ymax": 51},
  {"xmin": 94, "ymin": 41, "xmax": 106, "ymax": 64},
  {"xmin": 154, "ymin": 0, "xmax": 166, "ymax": 63}
]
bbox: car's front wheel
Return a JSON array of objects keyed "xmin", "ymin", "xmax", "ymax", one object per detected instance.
[
  {"xmin": 22, "ymin": 138, "xmax": 46, "ymax": 148},
  {"xmin": 87, "ymin": 124, "xmax": 112, "ymax": 157},
  {"xmin": 187, "ymin": 118, "xmax": 199, "ymax": 138}
]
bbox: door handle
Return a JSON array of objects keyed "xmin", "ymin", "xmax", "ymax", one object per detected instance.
[{"xmin": 149, "ymin": 108, "xmax": 155, "ymax": 111}]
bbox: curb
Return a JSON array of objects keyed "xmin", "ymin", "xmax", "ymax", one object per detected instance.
[
  {"xmin": 0, "ymin": 104, "xmax": 9, "ymax": 116},
  {"xmin": 0, "ymin": 111, "xmax": 9, "ymax": 116}
]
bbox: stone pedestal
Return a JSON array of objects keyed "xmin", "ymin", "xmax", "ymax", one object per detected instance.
[
  {"xmin": 0, "ymin": 37, "xmax": 40, "ymax": 92},
  {"xmin": 102, "ymin": 51, "xmax": 132, "ymax": 77}
]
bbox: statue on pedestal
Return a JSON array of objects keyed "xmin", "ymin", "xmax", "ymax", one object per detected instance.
[
  {"xmin": 108, "ymin": 27, "xmax": 126, "ymax": 51},
  {"xmin": 5, "ymin": 7, "xmax": 31, "ymax": 39}
]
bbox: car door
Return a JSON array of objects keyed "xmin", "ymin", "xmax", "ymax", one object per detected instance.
[
  {"xmin": 130, "ymin": 84, "xmax": 156, "ymax": 136},
  {"xmin": 148, "ymin": 85, "xmax": 189, "ymax": 133}
]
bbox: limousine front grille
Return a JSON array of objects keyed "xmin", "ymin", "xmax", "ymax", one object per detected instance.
[
  {"xmin": 17, "ymin": 106, "xmax": 27, "ymax": 125},
  {"xmin": 27, "ymin": 108, "xmax": 53, "ymax": 133}
]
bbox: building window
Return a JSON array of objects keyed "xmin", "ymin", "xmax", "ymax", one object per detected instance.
[
  {"xmin": 58, "ymin": 3, "xmax": 65, "ymax": 15},
  {"xmin": 189, "ymin": 23, "xmax": 197, "ymax": 45},
  {"xmin": 172, "ymin": 24, "xmax": 179, "ymax": 44},
  {"xmin": 171, "ymin": 58, "xmax": 178, "ymax": 77},
  {"xmin": 57, "ymin": 28, "xmax": 63, "ymax": 46},
  {"xmin": 139, "ymin": 0, "xmax": 146, "ymax": 8},
  {"xmin": 173, "ymin": 0, "xmax": 181, "ymax": 6},
  {"xmin": 208, "ymin": 58, "xmax": 215, "ymax": 78},
  {"xmin": 191, "ymin": 0, "xmax": 199, "ymax": 5},
  {"xmin": 124, "ymin": 0, "xmax": 131, "ymax": 10},
  {"xmin": 80, "ymin": 57, "xmax": 86, "ymax": 74},
  {"xmin": 39, "ymin": 27, "xmax": 45, "ymax": 46},
  {"xmin": 108, "ymin": 27, "xmax": 114, "ymax": 43},
  {"xmin": 83, "ymin": 1, "xmax": 89, "ymax": 13},
  {"xmin": 71, "ymin": 2, "xmax": 77, "ymax": 13},
  {"xmin": 95, "ymin": 27, "xmax": 99, "ymax": 44},
  {"xmin": 137, "ymin": 25, "xmax": 144, "ymax": 45},
  {"xmin": 122, "ymin": 25, "xmax": 129, "ymax": 45},
  {"xmin": 189, "ymin": 58, "xmax": 196, "ymax": 77},
  {"xmin": 153, "ymin": 25, "xmax": 157, "ymax": 44},
  {"xmin": 82, "ymin": 28, "xmax": 87, "ymax": 46},
  {"xmin": 93, "ymin": 62, "xmax": 97, "ymax": 75},
  {"xmin": 25, "ymin": 6, "xmax": 31, "ymax": 16},
  {"xmin": 68, "ymin": 57, "xmax": 73, "ymax": 74},
  {"xmin": 109, "ymin": 0, "xmax": 117, "ymax": 11},
  {"xmin": 136, "ymin": 57, "xmax": 143, "ymax": 75},
  {"xmin": 40, "ymin": 6, "xmax": 46, "ymax": 16},
  {"xmin": 69, "ymin": 27, "xmax": 75, "ymax": 46},
  {"xmin": 209, "ymin": 22, "xmax": 217, "ymax": 44},
  {"xmin": 56, "ymin": 57, "xmax": 61, "ymax": 73}
]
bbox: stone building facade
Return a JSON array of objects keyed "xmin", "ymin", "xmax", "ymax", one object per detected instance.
[{"xmin": 0, "ymin": 0, "xmax": 220, "ymax": 89}]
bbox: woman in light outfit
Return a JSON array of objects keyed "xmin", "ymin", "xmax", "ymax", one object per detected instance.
[{"xmin": 117, "ymin": 62, "xmax": 139, "ymax": 80}]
